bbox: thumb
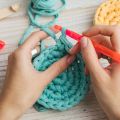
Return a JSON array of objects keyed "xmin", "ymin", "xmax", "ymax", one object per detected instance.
[{"xmin": 80, "ymin": 37, "xmax": 106, "ymax": 77}]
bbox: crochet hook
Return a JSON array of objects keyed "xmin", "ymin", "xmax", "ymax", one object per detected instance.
[{"xmin": 54, "ymin": 25, "xmax": 120, "ymax": 63}]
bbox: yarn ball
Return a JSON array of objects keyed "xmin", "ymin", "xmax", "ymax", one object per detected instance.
[
  {"xmin": 33, "ymin": 32, "xmax": 90, "ymax": 111},
  {"xmin": 28, "ymin": 0, "xmax": 66, "ymax": 28},
  {"xmin": 94, "ymin": 0, "xmax": 120, "ymax": 25}
]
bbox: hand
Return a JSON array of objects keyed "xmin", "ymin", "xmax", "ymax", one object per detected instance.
[
  {"xmin": 78, "ymin": 25, "xmax": 120, "ymax": 120},
  {"xmin": 0, "ymin": 30, "xmax": 75, "ymax": 120}
]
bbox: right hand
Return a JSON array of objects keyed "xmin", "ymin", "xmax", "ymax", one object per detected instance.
[{"xmin": 71, "ymin": 25, "xmax": 120, "ymax": 120}]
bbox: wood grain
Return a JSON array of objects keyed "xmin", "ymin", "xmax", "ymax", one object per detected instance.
[{"xmin": 0, "ymin": 0, "xmax": 107, "ymax": 120}]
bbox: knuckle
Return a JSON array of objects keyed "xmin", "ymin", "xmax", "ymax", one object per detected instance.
[
  {"xmin": 8, "ymin": 46, "xmax": 25, "ymax": 63},
  {"xmin": 31, "ymin": 32, "xmax": 37, "ymax": 36},
  {"xmin": 31, "ymin": 31, "xmax": 40, "ymax": 36},
  {"xmin": 12, "ymin": 49, "xmax": 24, "ymax": 59},
  {"xmin": 94, "ymin": 25, "xmax": 102, "ymax": 30},
  {"xmin": 94, "ymin": 25, "xmax": 99, "ymax": 28}
]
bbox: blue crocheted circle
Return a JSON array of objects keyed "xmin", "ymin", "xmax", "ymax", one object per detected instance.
[
  {"xmin": 19, "ymin": 0, "xmax": 90, "ymax": 111},
  {"xmin": 33, "ymin": 34, "xmax": 90, "ymax": 111}
]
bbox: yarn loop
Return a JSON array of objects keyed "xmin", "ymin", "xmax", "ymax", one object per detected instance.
[{"xmin": 28, "ymin": 0, "xmax": 66, "ymax": 28}]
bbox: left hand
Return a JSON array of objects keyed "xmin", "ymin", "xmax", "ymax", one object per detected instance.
[{"xmin": 0, "ymin": 29, "xmax": 75, "ymax": 120}]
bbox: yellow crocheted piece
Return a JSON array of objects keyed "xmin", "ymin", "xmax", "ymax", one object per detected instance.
[{"xmin": 94, "ymin": 0, "xmax": 120, "ymax": 25}]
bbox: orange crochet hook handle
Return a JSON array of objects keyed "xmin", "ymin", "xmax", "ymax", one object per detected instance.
[
  {"xmin": 54, "ymin": 25, "xmax": 120, "ymax": 63},
  {"xmin": 92, "ymin": 41, "xmax": 120, "ymax": 62}
]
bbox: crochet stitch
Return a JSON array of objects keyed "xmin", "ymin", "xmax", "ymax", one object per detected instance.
[
  {"xmin": 94, "ymin": 0, "xmax": 120, "ymax": 25},
  {"xmin": 19, "ymin": 0, "xmax": 90, "ymax": 111}
]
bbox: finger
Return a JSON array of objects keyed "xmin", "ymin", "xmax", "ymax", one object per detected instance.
[
  {"xmin": 111, "ymin": 63, "xmax": 120, "ymax": 80},
  {"xmin": 80, "ymin": 37, "xmax": 110, "ymax": 83},
  {"xmin": 90, "ymin": 35, "xmax": 112, "ymax": 49},
  {"xmin": 69, "ymin": 43, "xmax": 80, "ymax": 55},
  {"xmin": 83, "ymin": 25, "xmax": 117, "ymax": 37},
  {"xmin": 83, "ymin": 25, "xmax": 120, "ymax": 52},
  {"xmin": 104, "ymin": 64, "xmax": 112, "ymax": 75},
  {"xmin": 90, "ymin": 35, "xmax": 112, "ymax": 59},
  {"xmin": 21, "ymin": 27, "xmax": 58, "ymax": 51},
  {"xmin": 43, "ymin": 55, "xmax": 75, "ymax": 83}
]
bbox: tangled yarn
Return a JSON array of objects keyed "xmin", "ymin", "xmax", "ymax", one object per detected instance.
[{"xmin": 19, "ymin": 0, "xmax": 90, "ymax": 111}]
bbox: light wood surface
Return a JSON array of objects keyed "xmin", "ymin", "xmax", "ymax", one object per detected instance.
[
  {"xmin": 0, "ymin": 3, "xmax": 20, "ymax": 20},
  {"xmin": 0, "ymin": 0, "xmax": 108, "ymax": 120}
]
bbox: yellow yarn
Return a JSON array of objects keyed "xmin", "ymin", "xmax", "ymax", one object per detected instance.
[{"xmin": 94, "ymin": 0, "xmax": 120, "ymax": 25}]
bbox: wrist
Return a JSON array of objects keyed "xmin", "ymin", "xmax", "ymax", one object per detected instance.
[{"xmin": 0, "ymin": 96, "xmax": 23, "ymax": 120}]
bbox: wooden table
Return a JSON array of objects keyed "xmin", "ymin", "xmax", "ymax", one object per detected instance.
[{"xmin": 0, "ymin": 0, "xmax": 108, "ymax": 120}]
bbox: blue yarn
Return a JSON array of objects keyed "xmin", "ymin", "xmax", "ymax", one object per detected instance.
[{"xmin": 19, "ymin": 0, "xmax": 90, "ymax": 111}]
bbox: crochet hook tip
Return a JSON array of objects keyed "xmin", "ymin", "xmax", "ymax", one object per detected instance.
[
  {"xmin": 54, "ymin": 25, "xmax": 120, "ymax": 63},
  {"xmin": 54, "ymin": 25, "xmax": 83, "ymax": 41}
]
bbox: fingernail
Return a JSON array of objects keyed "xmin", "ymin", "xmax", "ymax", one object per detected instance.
[
  {"xmin": 69, "ymin": 43, "xmax": 79, "ymax": 54},
  {"xmin": 80, "ymin": 37, "xmax": 88, "ymax": 48},
  {"xmin": 67, "ymin": 55, "xmax": 75, "ymax": 64},
  {"xmin": 32, "ymin": 46, "xmax": 40, "ymax": 57}
]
